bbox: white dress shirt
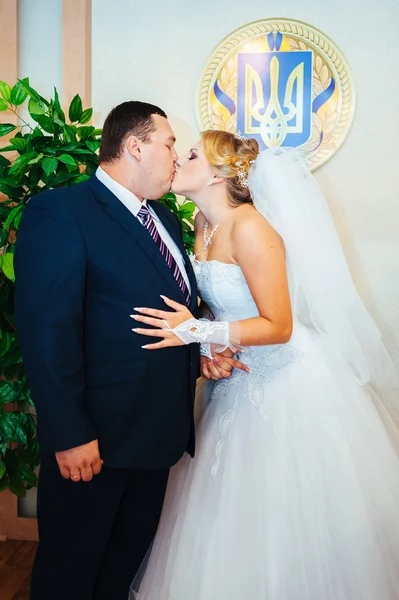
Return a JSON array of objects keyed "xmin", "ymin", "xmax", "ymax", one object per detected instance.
[{"xmin": 95, "ymin": 167, "xmax": 190, "ymax": 292}]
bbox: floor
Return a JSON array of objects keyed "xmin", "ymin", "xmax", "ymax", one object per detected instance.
[{"xmin": 0, "ymin": 541, "xmax": 37, "ymax": 600}]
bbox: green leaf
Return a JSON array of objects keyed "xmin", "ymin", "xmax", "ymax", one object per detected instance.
[
  {"xmin": 86, "ymin": 140, "xmax": 100, "ymax": 154},
  {"xmin": 35, "ymin": 116, "xmax": 55, "ymax": 134},
  {"xmin": 0, "ymin": 413, "xmax": 27, "ymax": 445},
  {"xmin": 1, "ymin": 337, "xmax": 23, "ymax": 369},
  {"xmin": 10, "ymin": 81, "xmax": 28, "ymax": 106},
  {"xmin": 30, "ymin": 135, "xmax": 54, "ymax": 152},
  {"xmin": 0, "ymin": 154, "xmax": 11, "ymax": 170},
  {"xmin": 24, "ymin": 414, "xmax": 36, "ymax": 441},
  {"xmin": 19, "ymin": 462, "xmax": 37, "ymax": 487},
  {"xmin": 70, "ymin": 173, "xmax": 90, "ymax": 184},
  {"xmin": 22, "ymin": 388, "xmax": 35, "ymax": 407},
  {"xmin": 53, "ymin": 87, "xmax": 65, "ymax": 124},
  {"xmin": 0, "ymin": 145, "xmax": 18, "ymax": 152},
  {"xmin": 0, "ymin": 80, "xmax": 12, "ymax": 103},
  {"xmin": 79, "ymin": 108, "xmax": 93, "ymax": 125},
  {"xmin": 69, "ymin": 94, "xmax": 83, "ymax": 122},
  {"xmin": 0, "ymin": 380, "xmax": 24, "ymax": 407},
  {"xmin": 62, "ymin": 125, "xmax": 77, "ymax": 143},
  {"xmin": 0, "ymin": 181, "xmax": 19, "ymax": 197},
  {"xmin": 161, "ymin": 192, "xmax": 177, "ymax": 202},
  {"xmin": 28, "ymin": 97, "xmax": 46, "ymax": 117},
  {"xmin": 25, "ymin": 163, "xmax": 42, "ymax": 188},
  {"xmin": 182, "ymin": 200, "xmax": 195, "ymax": 211},
  {"xmin": 8, "ymin": 151, "xmax": 37, "ymax": 174},
  {"xmin": 58, "ymin": 154, "xmax": 77, "ymax": 167},
  {"xmin": 1, "ymin": 253, "xmax": 15, "ymax": 282},
  {"xmin": 0, "ymin": 460, "xmax": 6, "ymax": 479},
  {"xmin": 47, "ymin": 170, "xmax": 75, "ymax": 187},
  {"xmin": 28, "ymin": 152, "xmax": 44, "ymax": 165},
  {"xmin": 77, "ymin": 126, "xmax": 95, "ymax": 139},
  {"xmin": 0, "ymin": 477, "xmax": 8, "ymax": 493},
  {"xmin": 66, "ymin": 147, "xmax": 94, "ymax": 156},
  {"xmin": 179, "ymin": 206, "xmax": 195, "ymax": 219},
  {"xmin": 60, "ymin": 142, "xmax": 79, "ymax": 153},
  {"xmin": 54, "ymin": 115, "xmax": 65, "ymax": 128},
  {"xmin": 14, "ymin": 208, "xmax": 23, "ymax": 230},
  {"xmin": 8, "ymin": 474, "xmax": 27, "ymax": 497},
  {"xmin": 3, "ymin": 449, "xmax": 18, "ymax": 475},
  {"xmin": 17, "ymin": 79, "xmax": 49, "ymax": 107},
  {"xmin": 41, "ymin": 156, "xmax": 58, "ymax": 176},
  {"xmin": 26, "ymin": 437, "xmax": 40, "ymax": 461},
  {"xmin": 0, "ymin": 331, "xmax": 12, "ymax": 357},
  {"xmin": 0, "ymin": 99, "xmax": 9, "ymax": 111},
  {"xmin": 9, "ymin": 137, "xmax": 27, "ymax": 151},
  {"xmin": 32, "ymin": 126, "xmax": 43, "ymax": 138},
  {"xmin": 0, "ymin": 123, "xmax": 17, "ymax": 137},
  {"xmin": 3, "ymin": 204, "xmax": 23, "ymax": 231}
]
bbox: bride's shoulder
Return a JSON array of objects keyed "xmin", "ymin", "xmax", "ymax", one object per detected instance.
[{"xmin": 232, "ymin": 205, "xmax": 280, "ymax": 241}]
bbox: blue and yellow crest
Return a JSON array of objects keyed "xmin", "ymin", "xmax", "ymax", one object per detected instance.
[{"xmin": 197, "ymin": 20, "xmax": 355, "ymax": 170}]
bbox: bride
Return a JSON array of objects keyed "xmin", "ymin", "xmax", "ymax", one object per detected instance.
[{"xmin": 130, "ymin": 130, "xmax": 399, "ymax": 599}]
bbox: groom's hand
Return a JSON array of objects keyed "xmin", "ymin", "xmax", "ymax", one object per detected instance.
[
  {"xmin": 201, "ymin": 348, "xmax": 250, "ymax": 380},
  {"xmin": 56, "ymin": 439, "xmax": 103, "ymax": 483}
]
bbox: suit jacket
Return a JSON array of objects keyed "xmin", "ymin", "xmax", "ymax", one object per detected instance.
[{"xmin": 14, "ymin": 175, "xmax": 200, "ymax": 469}]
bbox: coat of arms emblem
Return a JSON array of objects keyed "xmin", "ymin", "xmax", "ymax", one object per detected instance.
[{"xmin": 197, "ymin": 20, "xmax": 356, "ymax": 170}]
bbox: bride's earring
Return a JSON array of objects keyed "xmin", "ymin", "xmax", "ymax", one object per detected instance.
[{"xmin": 207, "ymin": 179, "xmax": 213, "ymax": 186}]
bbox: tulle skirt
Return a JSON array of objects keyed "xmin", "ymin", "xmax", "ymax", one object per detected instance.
[{"xmin": 131, "ymin": 329, "xmax": 399, "ymax": 599}]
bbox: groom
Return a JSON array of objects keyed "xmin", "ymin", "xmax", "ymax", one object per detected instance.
[{"xmin": 15, "ymin": 101, "xmax": 202, "ymax": 600}]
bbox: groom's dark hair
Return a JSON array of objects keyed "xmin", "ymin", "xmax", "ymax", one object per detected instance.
[{"xmin": 99, "ymin": 101, "xmax": 167, "ymax": 163}]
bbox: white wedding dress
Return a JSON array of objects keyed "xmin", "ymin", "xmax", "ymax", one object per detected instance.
[{"xmin": 131, "ymin": 257, "xmax": 399, "ymax": 600}]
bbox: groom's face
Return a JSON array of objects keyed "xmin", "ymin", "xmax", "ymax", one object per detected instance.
[{"xmin": 138, "ymin": 115, "xmax": 178, "ymax": 200}]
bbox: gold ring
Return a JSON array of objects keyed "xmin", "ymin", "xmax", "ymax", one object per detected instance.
[{"xmin": 71, "ymin": 474, "xmax": 80, "ymax": 479}]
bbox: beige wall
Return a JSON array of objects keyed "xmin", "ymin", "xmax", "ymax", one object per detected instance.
[{"xmin": 18, "ymin": 0, "xmax": 62, "ymax": 97}]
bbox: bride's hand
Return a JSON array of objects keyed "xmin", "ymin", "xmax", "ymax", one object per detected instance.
[{"xmin": 131, "ymin": 295, "xmax": 193, "ymax": 350}]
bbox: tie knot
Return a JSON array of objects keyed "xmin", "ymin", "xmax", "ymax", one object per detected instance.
[{"xmin": 138, "ymin": 204, "xmax": 150, "ymax": 225}]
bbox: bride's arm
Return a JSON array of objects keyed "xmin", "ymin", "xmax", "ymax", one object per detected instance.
[{"xmin": 229, "ymin": 210, "xmax": 293, "ymax": 346}]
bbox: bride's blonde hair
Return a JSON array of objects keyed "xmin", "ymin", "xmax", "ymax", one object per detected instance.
[{"xmin": 201, "ymin": 130, "xmax": 259, "ymax": 206}]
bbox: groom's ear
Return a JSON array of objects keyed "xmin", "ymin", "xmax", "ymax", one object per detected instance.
[{"xmin": 125, "ymin": 135, "xmax": 142, "ymax": 161}]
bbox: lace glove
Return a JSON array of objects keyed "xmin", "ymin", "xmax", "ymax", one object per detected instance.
[
  {"xmin": 198, "ymin": 307, "xmax": 216, "ymax": 359},
  {"xmin": 164, "ymin": 318, "xmax": 241, "ymax": 357}
]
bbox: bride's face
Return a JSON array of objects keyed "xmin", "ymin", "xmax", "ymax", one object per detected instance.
[{"xmin": 171, "ymin": 140, "xmax": 214, "ymax": 197}]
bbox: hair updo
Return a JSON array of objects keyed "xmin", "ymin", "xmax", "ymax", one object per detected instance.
[{"xmin": 201, "ymin": 130, "xmax": 259, "ymax": 206}]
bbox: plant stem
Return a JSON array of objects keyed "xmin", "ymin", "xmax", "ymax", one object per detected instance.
[{"xmin": 9, "ymin": 107, "xmax": 33, "ymax": 132}]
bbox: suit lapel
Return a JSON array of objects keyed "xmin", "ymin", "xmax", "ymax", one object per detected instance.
[{"xmin": 89, "ymin": 176, "xmax": 186, "ymax": 302}]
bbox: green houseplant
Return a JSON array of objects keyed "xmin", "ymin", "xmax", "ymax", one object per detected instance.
[{"xmin": 0, "ymin": 79, "xmax": 195, "ymax": 495}]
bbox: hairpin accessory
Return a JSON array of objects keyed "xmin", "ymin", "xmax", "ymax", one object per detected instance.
[{"xmin": 237, "ymin": 168, "xmax": 249, "ymax": 188}]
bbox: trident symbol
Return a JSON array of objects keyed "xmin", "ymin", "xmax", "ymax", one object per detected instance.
[{"xmin": 245, "ymin": 56, "xmax": 305, "ymax": 147}]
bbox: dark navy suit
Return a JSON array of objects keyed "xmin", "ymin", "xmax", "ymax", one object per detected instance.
[{"xmin": 14, "ymin": 174, "xmax": 199, "ymax": 599}]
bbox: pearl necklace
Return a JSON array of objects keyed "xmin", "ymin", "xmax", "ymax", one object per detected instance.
[
  {"xmin": 194, "ymin": 221, "xmax": 220, "ymax": 259},
  {"xmin": 203, "ymin": 221, "xmax": 220, "ymax": 251}
]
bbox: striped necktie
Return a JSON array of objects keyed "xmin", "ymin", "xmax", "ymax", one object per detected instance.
[{"xmin": 137, "ymin": 204, "xmax": 190, "ymax": 305}]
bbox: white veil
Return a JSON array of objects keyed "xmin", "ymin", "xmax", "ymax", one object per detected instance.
[{"xmin": 248, "ymin": 148, "xmax": 398, "ymax": 390}]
